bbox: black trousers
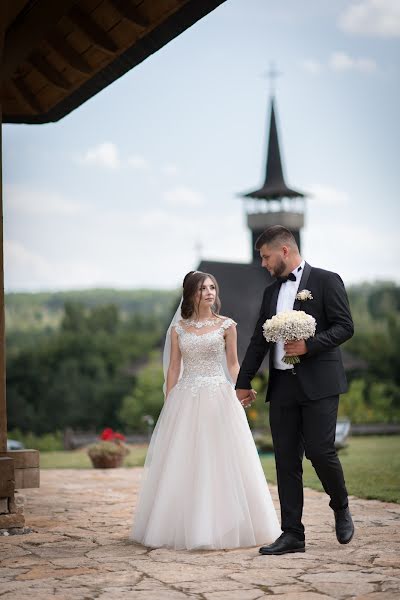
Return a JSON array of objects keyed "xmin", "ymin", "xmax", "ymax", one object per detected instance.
[{"xmin": 269, "ymin": 369, "xmax": 348, "ymax": 541}]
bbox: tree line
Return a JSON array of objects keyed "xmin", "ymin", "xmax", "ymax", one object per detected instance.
[{"xmin": 5, "ymin": 282, "xmax": 400, "ymax": 435}]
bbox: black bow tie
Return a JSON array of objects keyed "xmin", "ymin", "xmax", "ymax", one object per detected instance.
[{"xmin": 277, "ymin": 272, "xmax": 297, "ymax": 283}]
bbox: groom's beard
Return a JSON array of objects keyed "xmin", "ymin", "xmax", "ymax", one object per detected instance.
[{"xmin": 272, "ymin": 258, "xmax": 286, "ymax": 278}]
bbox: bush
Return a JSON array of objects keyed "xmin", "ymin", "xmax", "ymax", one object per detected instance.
[
  {"xmin": 253, "ymin": 432, "xmax": 274, "ymax": 454},
  {"xmin": 339, "ymin": 379, "xmax": 400, "ymax": 424},
  {"xmin": 118, "ymin": 358, "xmax": 164, "ymax": 432},
  {"xmin": 7, "ymin": 428, "xmax": 64, "ymax": 451}
]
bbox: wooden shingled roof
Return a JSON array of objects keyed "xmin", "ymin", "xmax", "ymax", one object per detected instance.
[{"xmin": 0, "ymin": 0, "xmax": 226, "ymax": 124}]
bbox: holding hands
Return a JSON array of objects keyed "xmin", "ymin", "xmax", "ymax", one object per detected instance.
[{"xmin": 236, "ymin": 388, "xmax": 257, "ymax": 408}]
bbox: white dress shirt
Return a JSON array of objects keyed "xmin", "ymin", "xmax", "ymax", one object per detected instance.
[{"xmin": 273, "ymin": 260, "xmax": 305, "ymax": 370}]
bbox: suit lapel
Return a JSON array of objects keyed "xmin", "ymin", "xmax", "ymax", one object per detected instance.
[{"xmin": 294, "ymin": 261, "xmax": 312, "ymax": 310}]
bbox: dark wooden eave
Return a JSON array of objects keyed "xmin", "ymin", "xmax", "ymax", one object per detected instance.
[
  {"xmin": 242, "ymin": 96, "xmax": 305, "ymax": 200},
  {"xmin": 0, "ymin": 0, "xmax": 226, "ymax": 124}
]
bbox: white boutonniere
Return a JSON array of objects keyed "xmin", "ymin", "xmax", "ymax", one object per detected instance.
[{"xmin": 296, "ymin": 289, "xmax": 313, "ymax": 301}]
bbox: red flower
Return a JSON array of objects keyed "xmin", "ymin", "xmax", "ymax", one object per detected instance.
[
  {"xmin": 100, "ymin": 428, "xmax": 115, "ymax": 441},
  {"xmin": 100, "ymin": 428, "xmax": 126, "ymax": 442}
]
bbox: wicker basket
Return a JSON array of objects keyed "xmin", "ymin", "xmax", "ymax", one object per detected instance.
[{"xmin": 89, "ymin": 454, "xmax": 124, "ymax": 469}]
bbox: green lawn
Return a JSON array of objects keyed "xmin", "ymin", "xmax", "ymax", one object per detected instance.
[
  {"xmin": 261, "ymin": 435, "xmax": 400, "ymax": 504},
  {"xmin": 39, "ymin": 444, "xmax": 148, "ymax": 469},
  {"xmin": 39, "ymin": 436, "xmax": 400, "ymax": 504}
]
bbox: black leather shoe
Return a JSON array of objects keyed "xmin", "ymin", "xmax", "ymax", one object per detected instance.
[
  {"xmin": 334, "ymin": 507, "xmax": 354, "ymax": 544},
  {"xmin": 259, "ymin": 532, "xmax": 305, "ymax": 555}
]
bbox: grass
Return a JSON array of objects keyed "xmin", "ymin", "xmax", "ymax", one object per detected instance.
[
  {"xmin": 39, "ymin": 436, "xmax": 400, "ymax": 504},
  {"xmin": 260, "ymin": 435, "xmax": 400, "ymax": 504},
  {"xmin": 39, "ymin": 444, "xmax": 148, "ymax": 469}
]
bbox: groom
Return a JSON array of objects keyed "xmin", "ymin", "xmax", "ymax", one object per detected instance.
[{"xmin": 236, "ymin": 225, "xmax": 355, "ymax": 555}]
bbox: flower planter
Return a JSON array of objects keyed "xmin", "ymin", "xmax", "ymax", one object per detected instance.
[
  {"xmin": 87, "ymin": 429, "xmax": 130, "ymax": 469},
  {"xmin": 89, "ymin": 454, "xmax": 124, "ymax": 469}
]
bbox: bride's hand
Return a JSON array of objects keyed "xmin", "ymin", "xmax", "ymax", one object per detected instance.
[{"xmin": 236, "ymin": 388, "xmax": 257, "ymax": 408}]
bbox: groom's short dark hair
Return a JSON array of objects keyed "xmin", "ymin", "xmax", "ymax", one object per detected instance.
[{"xmin": 255, "ymin": 226, "xmax": 298, "ymax": 250}]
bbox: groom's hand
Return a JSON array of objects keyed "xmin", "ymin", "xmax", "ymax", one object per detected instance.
[
  {"xmin": 284, "ymin": 340, "xmax": 307, "ymax": 356},
  {"xmin": 236, "ymin": 388, "xmax": 257, "ymax": 408}
]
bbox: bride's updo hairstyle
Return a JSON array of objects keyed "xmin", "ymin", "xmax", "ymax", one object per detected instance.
[{"xmin": 181, "ymin": 271, "xmax": 221, "ymax": 319}]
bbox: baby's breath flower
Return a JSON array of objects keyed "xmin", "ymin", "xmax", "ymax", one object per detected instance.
[
  {"xmin": 296, "ymin": 289, "xmax": 313, "ymax": 301},
  {"xmin": 262, "ymin": 310, "xmax": 316, "ymax": 365}
]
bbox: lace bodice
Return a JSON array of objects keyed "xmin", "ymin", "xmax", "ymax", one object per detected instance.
[{"xmin": 173, "ymin": 317, "xmax": 236, "ymax": 395}]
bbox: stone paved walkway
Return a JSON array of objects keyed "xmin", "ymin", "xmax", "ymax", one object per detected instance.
[{"xmin": 0, "ymin": 468, "xmax": 399, "ymax": 600}]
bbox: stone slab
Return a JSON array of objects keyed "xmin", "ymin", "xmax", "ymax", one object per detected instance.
[
  {"xmin": 0, "ymin": 468, "xmax": 398, "ymax": 599},
  {"xmin": 0, "ymin": 511, "xmax": 25, "ymax": 529}
]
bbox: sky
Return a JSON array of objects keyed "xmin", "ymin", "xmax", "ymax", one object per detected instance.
[{"xmin": 3, "ymin": 0, "xmax": 400, "ymax": 291}]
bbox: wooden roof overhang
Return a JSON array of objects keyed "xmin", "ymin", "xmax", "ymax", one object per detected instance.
[{"xmin": 0, "ymin": 0, "xmax": 226, "ymax": 124}]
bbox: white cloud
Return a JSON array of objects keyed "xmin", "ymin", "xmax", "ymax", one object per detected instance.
[
  {"xmin": 301, "ymin": 53, "xmax": 377, "ymax": 75},
  {"xmin": 127, "ymin": 155, "xmax": 149, "ymax": 170},
  {"xmin": 307, "ymin": 183, "xmax": 349, "ymax": 206},
  {"xmin": 339, "ymin": 0, "xmax": 400, "ymax": 37},
  {"xmin": 303, "ymin": 222, "xmax": 400, "ymax": 285},
  {"xmin": 4, "ymin": 239, "xmax": 109, "ymax": 291},
  {"xmin": 3, "ymin": 179, "xmax": 248, "ymax": 290},
  {"xmin": 4, "ymin": 183, "xmax": 87, "ymax": 217},
  {"xmin": 329, "ymin": 51, "xmax": 377, "ymax": 73},
  {"xmin": 80, "ymin": 146, "xmax": 150, "ymax": 171},
  {"xmin": 80, "ymin": 142, "xmax": 120, "ymax": 168},
  {"xmin": 161, "ymin": 164, "xmax": 179, "ymax": 177},
  {"xmin": 300, "ymin": 59, "xmax": 323, "ymax": 75},
  {"xmin": 136, "ymin": 209, "xmax": 187, "ymax": 229},
  {"xmin": 4, "ymin": 174, "xmax": 397, "ymax": 291},
  {"xmin": 164, "ymin": 185, "xmax": 205, "ymax": 208},
  {"xmin": 5, "ymin": 240, "xmax": 53, "ymax": 279},
  {"xmin": 302, "ymin": 183, "xmax": 400, "ymax": 284}
]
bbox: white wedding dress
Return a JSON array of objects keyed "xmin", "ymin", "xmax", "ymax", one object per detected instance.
[{"xmin": 130, "ymin": 318, "xmax": 281, "ymax": 550}]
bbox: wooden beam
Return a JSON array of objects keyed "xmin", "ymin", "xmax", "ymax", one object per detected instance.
[
  {"xmin": 0, "ymin": 458, "xmax": 14, "ymax": 497},
  {"xmin": 9, "ymin": 78, "xmax": 42, "ymax": 114},
  {"xmin": 29, "ymin": 52, "xmax": 71, "ymax": 90},
  {"xmin": 46, "ymin": 33, "xmax": 92, "ymax": 75},
  {"xmin": 0, "ymin": 450, "xmax": 40, "ymax": 489},
  {"xmin": 0, "ymin": 0, "xmax": 79, "ymax": 83},
  {"xmin": 108, "ymin": 0, "xmax": 149, "ymax": 28},
  {"xmin": 0, "ymin": 1, "xmax": 7, "ymax": 454},
  {"xmin": 67, "ymin": 5, "xmax": 119, "ymax": 55}
]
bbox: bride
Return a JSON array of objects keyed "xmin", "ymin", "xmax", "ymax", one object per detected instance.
[{"xmin": 130, "ymin": 270, "xmax": 281, "ymax": 550}]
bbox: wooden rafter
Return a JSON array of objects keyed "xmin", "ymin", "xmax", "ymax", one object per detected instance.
[
  {"xmin": 46, "ymin": 33, "xmax": 92, "ymax": 75},
  {"xmin": 29, "ymin": 52, "xmax": 71, "ymax": 90},
  {"xmin": 67, "ymin": 5, "xmax": 118, "ymax": 55},
  {"xmin": 0, "ymin": 0, "xmax": 79, "ymax": 82},
  {"xmin": 9, "ymin": 77, "xmax": 43, "ymax": 113},
  {"xmin": 1, "ymin": 0, "xmax": 228, "ymax": 123},
  {"xmin": 108, "ymin": 0, "xmax": 149, "ymax": 28}
]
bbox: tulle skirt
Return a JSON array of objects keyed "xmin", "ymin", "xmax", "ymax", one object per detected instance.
[{"xmin": 130, "ymin": 381, "xmax": 282, "ymax": 550}]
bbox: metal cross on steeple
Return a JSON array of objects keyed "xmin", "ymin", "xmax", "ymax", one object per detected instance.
[
  {"xmin": 265, "ymin": 61, "xmax": 282, "ymax": 95},
  {"xmin": 242, "ymin": 61, "xmax": 305, "ymax": 202}
]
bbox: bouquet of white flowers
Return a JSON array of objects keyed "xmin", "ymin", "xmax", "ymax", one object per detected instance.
[{"xmin": 262, "ymin": 310, "xmax": 316, "ymax": 365}]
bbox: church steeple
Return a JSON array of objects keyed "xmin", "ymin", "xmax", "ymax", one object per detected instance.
[
  {"xmin": 244, "ymin": 97, "xmax": 304, "ymax": 200},
  {"xmin": 241, "ymin": 91, "xmax": 307, "ymax": 260}
]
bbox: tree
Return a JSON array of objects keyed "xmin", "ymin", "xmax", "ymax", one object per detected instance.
[{"xmin": 118, "ymin": 359, "xmax": 164, "ymax": 432}]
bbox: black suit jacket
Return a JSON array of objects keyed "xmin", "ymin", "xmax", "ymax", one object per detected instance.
[{"xmin": 236, "ymin": 262, "xmax": 354, "ymax": 401}]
